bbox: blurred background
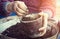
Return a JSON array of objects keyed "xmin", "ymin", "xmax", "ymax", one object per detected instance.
[
  {"xmin": 56, "ymin": 0, "xmax": 60, "ymax": 20},
  {"xmin": 56, "ymin": 0, "xmax": 60, "ymax": 39}
]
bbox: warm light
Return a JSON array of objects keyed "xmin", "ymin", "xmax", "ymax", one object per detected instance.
[
  {"xmin": 55, "ymin": 0, "xmax": 60, "ymax": 20},
  {"xmin": 56, "ymin": 0, "xmax": 60, "ymax": 6}
]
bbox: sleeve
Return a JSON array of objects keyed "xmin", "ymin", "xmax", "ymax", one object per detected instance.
[
  {"xmin": 0, "ymin": 0, "xmax": 11, "ymax": 17},
  {"xmin": 39, "ymin": 0, "xmax": 56, "ymax": 18}
]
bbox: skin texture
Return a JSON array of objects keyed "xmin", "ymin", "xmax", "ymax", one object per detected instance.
[{"xmin": 6, "ymin": 1, "xmax": 28, "ymax": 16}]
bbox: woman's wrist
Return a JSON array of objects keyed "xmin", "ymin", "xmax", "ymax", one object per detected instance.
[
  {"xmin": 6, "ymin": 2, "xmax": 13, "ymax": 13},
  {"xmin": 43, "ymin": 10, "xmax": 53, "ymax": 18},
  {"xmin": 1, "ymin": 2, "xmax": 12, "ymax": 16}
]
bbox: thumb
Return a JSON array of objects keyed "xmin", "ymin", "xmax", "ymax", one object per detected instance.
[{"xmin": 18, "ymin": 1, "xmax": 28, "ymax": 12}]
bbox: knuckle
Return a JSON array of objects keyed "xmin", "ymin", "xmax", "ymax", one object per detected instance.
[
  {"xmin": 15, "ymin": 1, "xmax": 19, "ymax": 2},
  {"xmin": 20, "ymin": 1, "xmax": 25, "ymax": 4},
  {"xmin": 20, "ymin": 1, "xmax": 24, "ymax": 3}
]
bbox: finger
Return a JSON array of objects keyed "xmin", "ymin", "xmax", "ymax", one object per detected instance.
[
  {"xmin": 14, "ymin": 3, "xmax": 24, "ymax": 16},
  {"xmin": 39, "ymin": 27, "xmax": 46, "ymax": 31},
  {"xmin": 15, "ymin": 9, "xmax": 23, "ymax": 16},
  {"xmin": 16, "ymin": 6, "xmax": 27, "ymax": 15},
  {"xmin": 39, "ymin": 12, "xmax": 48, "ymax": 31},
  {"xmin": 18, "ymin": 1, "xmax": 28, "ymax": 12},
  {"xmin": 14, "ymin": 3, "xmax": 27, "ymax": 16}
]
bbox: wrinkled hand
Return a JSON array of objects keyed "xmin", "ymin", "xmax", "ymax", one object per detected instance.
[{"xmin": 7, "ymin": 1, "xmax": 28, "ymax": 16}]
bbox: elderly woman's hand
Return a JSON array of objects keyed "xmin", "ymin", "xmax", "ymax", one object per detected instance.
[{"xmin": 6, "ymin": 1, "xmax": 28, "ymax": 16}]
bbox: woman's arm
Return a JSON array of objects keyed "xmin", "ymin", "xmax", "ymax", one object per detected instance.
[
  {"xmin": 0, "ymin": 0, "xmax": 12, "ymax": 17},
  {"xmin": 0, "ymin": 0, "xmax": 28, "ymax": 17}
]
